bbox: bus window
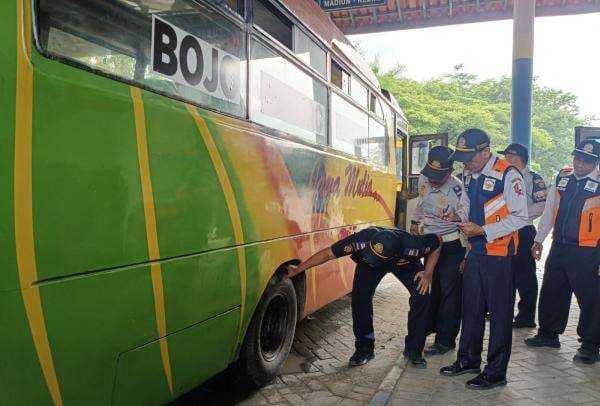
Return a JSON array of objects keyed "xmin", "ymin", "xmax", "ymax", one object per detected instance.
[
  {"xmin": 350, "ymin": 76, "xmax": 368, "ymax": 109},
  {"xmin": 331, "ymin": 92, "xmax": 368, "ymax": 159},
  {"xmin": 368, "ymin": 117, "xmax": 388, "ymax": 167},
  {"xmin": 293, "ymin": 27, "xmax": 326, "ymax": 78},
  {"xmin": 249, "ymin": 38, "xmax": 328, "ymax": 145},
  {"xmin": 331, "ymin": 61, "xmax": 349, "ymax": 94},
  {"xmin": 37, "ymin": 0, "xmax": 248, "ymax": 118},
  {"xmin": 254, "ymin": 0, "xmax": 293, "ymax": 49},
  {"xmin": 411, "ymin": 140, "xmax": 430, "ymax": 176}
]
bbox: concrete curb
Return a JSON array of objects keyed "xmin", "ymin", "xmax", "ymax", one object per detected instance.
[{"xmin": 369, "ymin": 354, "xmax": 408, "ymax": 406}]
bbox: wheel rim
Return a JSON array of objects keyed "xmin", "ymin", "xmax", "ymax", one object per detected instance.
[{"xmin": 259, "ymin": 293, "xmax": 290, "ymax": 362}]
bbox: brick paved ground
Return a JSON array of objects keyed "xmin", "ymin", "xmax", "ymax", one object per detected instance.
[
  {"xmin": 176, "ymin": 244, "xmax": 600, "ymax": 406},
  {"xmin": 174, "ymin": 276, "xmax": 411, "ymax": 405}
]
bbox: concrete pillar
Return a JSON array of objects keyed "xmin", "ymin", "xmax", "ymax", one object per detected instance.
[{"xmin": 511, "ymin": 0, "xmax": 535, "ymax": 152}]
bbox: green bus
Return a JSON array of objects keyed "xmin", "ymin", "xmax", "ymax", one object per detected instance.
[{"xmin": 0, "ymin": 0, "xmax": 423, "ymax": 404}]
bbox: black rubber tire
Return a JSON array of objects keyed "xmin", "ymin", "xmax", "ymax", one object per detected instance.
[{"xmin": 241, "ymin": 277, "xmax": 297, "ymax": 387}]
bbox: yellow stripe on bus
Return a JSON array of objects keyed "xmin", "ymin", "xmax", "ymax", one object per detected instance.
[
  {"xmin": 337, "ymin": 259, "xmax": 348, "ymax": 290},
  {"xmin": 185, "ymin": 105, "xmax": 247, "ymax": 343},
  {"xmin": 130, "ymin": 87, "xmax": 174, "ymax": 395},
  {"xmin": 307, "ymin": 234, "xmax": 318, "ymax": 306},
  {"xmin": 14, "ymin": 0, "xmax": 64, "ymax": 405}
]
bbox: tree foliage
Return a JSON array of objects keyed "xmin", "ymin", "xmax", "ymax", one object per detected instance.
[{"xmin": 374, "ymin": 64, "xmax": 588, "ymax": 181}]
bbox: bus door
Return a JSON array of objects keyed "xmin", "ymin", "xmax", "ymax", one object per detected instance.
[
  {"xmin": 575, "ymin": 126, "xmax": 600, "ymax": 146},
  {"xmin": 397, "ymin": 133, "xmax": 448, "ymax": 231},
  {"xmin": 408, "ymin": 133, "xmax": 448, "ymax": 196},
  {"xmin": 394, "ymin": 122, "xmax": 408, "ymax": 228}
]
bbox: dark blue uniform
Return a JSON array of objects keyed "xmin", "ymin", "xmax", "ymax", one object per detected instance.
[
  {"xmin": 457, "ymin": 157, "xmax": 528, "ymax": 378},
  {"xmin": 331, "ymin": 227, "xmax": 440, "ymax": 353}
]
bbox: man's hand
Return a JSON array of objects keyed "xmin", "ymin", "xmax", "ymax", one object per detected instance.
[
  {"xmin": 531, "ymin": 241, "xmax": 543, "ymax": 261},
  {"xmin": 414, "ymin": 270, "xmax": 433, "ymax": 295},
  {"xmin": 458, "ymin": 222, "xmax": 485, "ymax": 238}
]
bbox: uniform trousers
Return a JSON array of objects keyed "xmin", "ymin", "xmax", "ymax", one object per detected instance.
[
  {"xmin": 352, "ymin": 262, "xmax": 430, "ymax": 353},
  {"xmin": 537, "ymin": 242, "xmax": 600, "ymax": 347},
  {"xmin": 513, "ymin": 225, "xmax": 538, "ymax": 324},
  {"xmin": 458, "ymin": 253, "xmax": 514, "ymax": 377},
  {"xmin": 429, "ymin": 239, "xmax": 465, "ymax": 348}
]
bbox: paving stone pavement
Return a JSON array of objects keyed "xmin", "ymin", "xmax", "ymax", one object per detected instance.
[
  {"xmin": 175, "ymin": 244, "xmax": 600, "ymax": 406},
  {"xmin": 174, "ymin": 275, "xmax": 412, "ymax": 405}
]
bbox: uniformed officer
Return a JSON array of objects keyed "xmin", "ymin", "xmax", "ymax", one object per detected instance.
[
  {"xmin": 525, "ymin": 140, "xmax": 600, "ymax": 364},
  {"xmin": 289, "ymin": 227, "xmax": 442, "ymax": 367},
  {"xmin": 498, "ymin": 143, "xmax": 547, "ymax": 328},
  {"xmin": 411, "ymin": 146, "xmax": 466, "ymax": 356},
  {"xmin": 440, "ymin": 129, "xmax": 528, "ymax": 390}
]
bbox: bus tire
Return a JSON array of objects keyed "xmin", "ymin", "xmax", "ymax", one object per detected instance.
[{"xmin": 241, "ymin": 277, "xmax": 297, "ymax": 387}]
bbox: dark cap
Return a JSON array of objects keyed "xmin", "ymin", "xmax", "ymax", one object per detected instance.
[
  {"xmin": 452, "ymin": 129, "xmax": 491, "ymax": 162},
  {"xmin": 498, "ymin": 143, "xmax": 529, "ymax": 164},
  {"xmin": 361, "ymin": 229, "xmax": 401, "ymax": 267},
  {"xmin": 421, "ymin": 146, "xmax": 454, "ymax": 182},
  {"xmin": 573, "ymin": 140, "xmax": 600, "ymax": 163}
]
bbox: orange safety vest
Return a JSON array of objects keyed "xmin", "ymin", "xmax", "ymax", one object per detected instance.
[
  {"xmin": 464, "ymin": 158, "xmax": 519, "ymax": 256},
  {"xmin": 553, "ymin": 168, "xmax": 600, "ymax": 248}
]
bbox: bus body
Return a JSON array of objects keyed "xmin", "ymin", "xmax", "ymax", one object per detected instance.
[{"xmin": 0, "ymin": 0, "xmax": 409, "ymax": 404}]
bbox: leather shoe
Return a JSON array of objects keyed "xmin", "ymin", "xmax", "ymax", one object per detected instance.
[
  {"xmin": 440, "ymin": 361, "xmax": 481, "ymax": 376},
  {"xmin": 349, "ymin": 347, "xmax": 374, "ymax": 367},
  {"xmin": 573, "ymin": 346, "xmax": 600, "ymax": 365},
  {"xmin": 403, "ymin": 349, "xmax": 427, "ymax": 368},
  {"xmin": 424, "ymin": 343, "xmax": 454, "ymax": 356},
  {"xmin": 524, "ymin": 334, "xmax": 560, "ymax": 348},
  {"xmin": 466, "ymin": 373, "xmax": 507, "ymax": 390}
]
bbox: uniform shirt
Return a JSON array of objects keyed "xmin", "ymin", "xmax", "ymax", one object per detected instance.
[
  {"xmin": 413, "ymin": 174, "xmax": 465, "ymax": 236},
  {"xmin": 522, "ymin": 168, "xmax": 547, "ymax": 224},
  {"xmin": 331, "ymin": 226, "xmax": 440, "ymax": 269},
  {"xmin": 458, "ymin": 153, "xmax": 529, "ymax": 242},
  {"xmin": 535, "ymin": 169, "xmax": 600, "ymax": 244}
]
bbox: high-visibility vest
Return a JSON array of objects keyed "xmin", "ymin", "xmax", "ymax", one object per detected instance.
[
  {"xmin": 464, "ymin": 158, "xmax": 519, "ymax": 256},
  {"xmin": 553, "ymin": 168, "xmax": 600, "ymax": 248}
]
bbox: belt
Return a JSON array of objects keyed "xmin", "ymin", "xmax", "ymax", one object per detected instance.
[{"xmin": 441, "ymin": 231, "xmax": 460, "ymax": 242}]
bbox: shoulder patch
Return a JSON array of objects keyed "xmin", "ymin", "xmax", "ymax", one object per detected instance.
[{"xmin": 559, "ymin": 167, "xmax": 574, "ymax": 176}]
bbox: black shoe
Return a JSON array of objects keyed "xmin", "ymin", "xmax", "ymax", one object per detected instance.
[
  {"xmin": 524, "ymin": 334, "xmax": 560, "ymax": 348},
  {"xmin": 440, "ymin": 361, "xmax": 481, "ymax": 376},
  {"xmin": 573, "ymin": 346, "xmax": 600, "ymax": 365},
  {"xmin": 513, "ymin": 320, "xmax": 536, "ymax": 329},
  {"xmin": 466, "ymin": 373, "xmax": 507, "ymax": 390},
  {"xmin": 403, "ymin": 349, "xmax": 427, "ymax": 368},
  {"xmin": 349, "ymin": 347, "xmax": 375, "ymax": 367},
  {"xmin": 424, "ymin": 343, "xmax": 454, "ymax": 356}
]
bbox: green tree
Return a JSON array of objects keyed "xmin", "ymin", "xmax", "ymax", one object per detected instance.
[{"xmin": 376, "ymin": 65, "xmax": 588, "ymax": 182}]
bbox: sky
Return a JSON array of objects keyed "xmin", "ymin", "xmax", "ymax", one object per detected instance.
[{"xmin": 351, "ymin": 12, "xmax": 600, "ymax": 125}]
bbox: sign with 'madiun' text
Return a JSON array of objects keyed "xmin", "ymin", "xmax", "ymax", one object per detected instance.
[{"xmin": 319, "ymin": 0, "xmax": 386, "ymax": 12}]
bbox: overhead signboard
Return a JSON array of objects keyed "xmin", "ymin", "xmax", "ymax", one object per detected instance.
[{"xmin": 319, "ymin": 0, "xmax": 386, "ymax": 12}]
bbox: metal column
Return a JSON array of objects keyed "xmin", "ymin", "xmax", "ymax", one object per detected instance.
[{"xmin": 511, "ymin": 0, "xmax": 535, "ymax": 151}]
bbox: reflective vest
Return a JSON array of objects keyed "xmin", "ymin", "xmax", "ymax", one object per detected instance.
[
  {"xmin": 464, "ymin": 158, "xmax": 519, "ymax": 256},
  {"xmin": 553, "ymin": 168, "xmax": 600, "ymax": 248}
]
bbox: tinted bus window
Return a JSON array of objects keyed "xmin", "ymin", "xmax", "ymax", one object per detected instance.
[
  {"xmin": 37, "ymin": 0, "xmax": 247, "ymax": 118},
  {"xmin": 331, "ymin": 92, "xmax": 368, "ymax": 159},
  {"xmin": 331, "ymin": 61, "xmax": 349, "ymax": 93},
  {"xmin": 293, "ymin": 27, "xmax": 326, "ymax": 77},
  {"xmin": 250, "ymin": 38, "xmax": 328, "ymax": 145},
  {"xmin": 350, "ymin": 76, "xmax": 368, "ymax": 109},
  {"xmin": 254, "ymin": 0, "xmax": 293, "ymax": 49},
  {"xmin": 368, "ymin": 117, "xmax": 388, "ymax": 167}
]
